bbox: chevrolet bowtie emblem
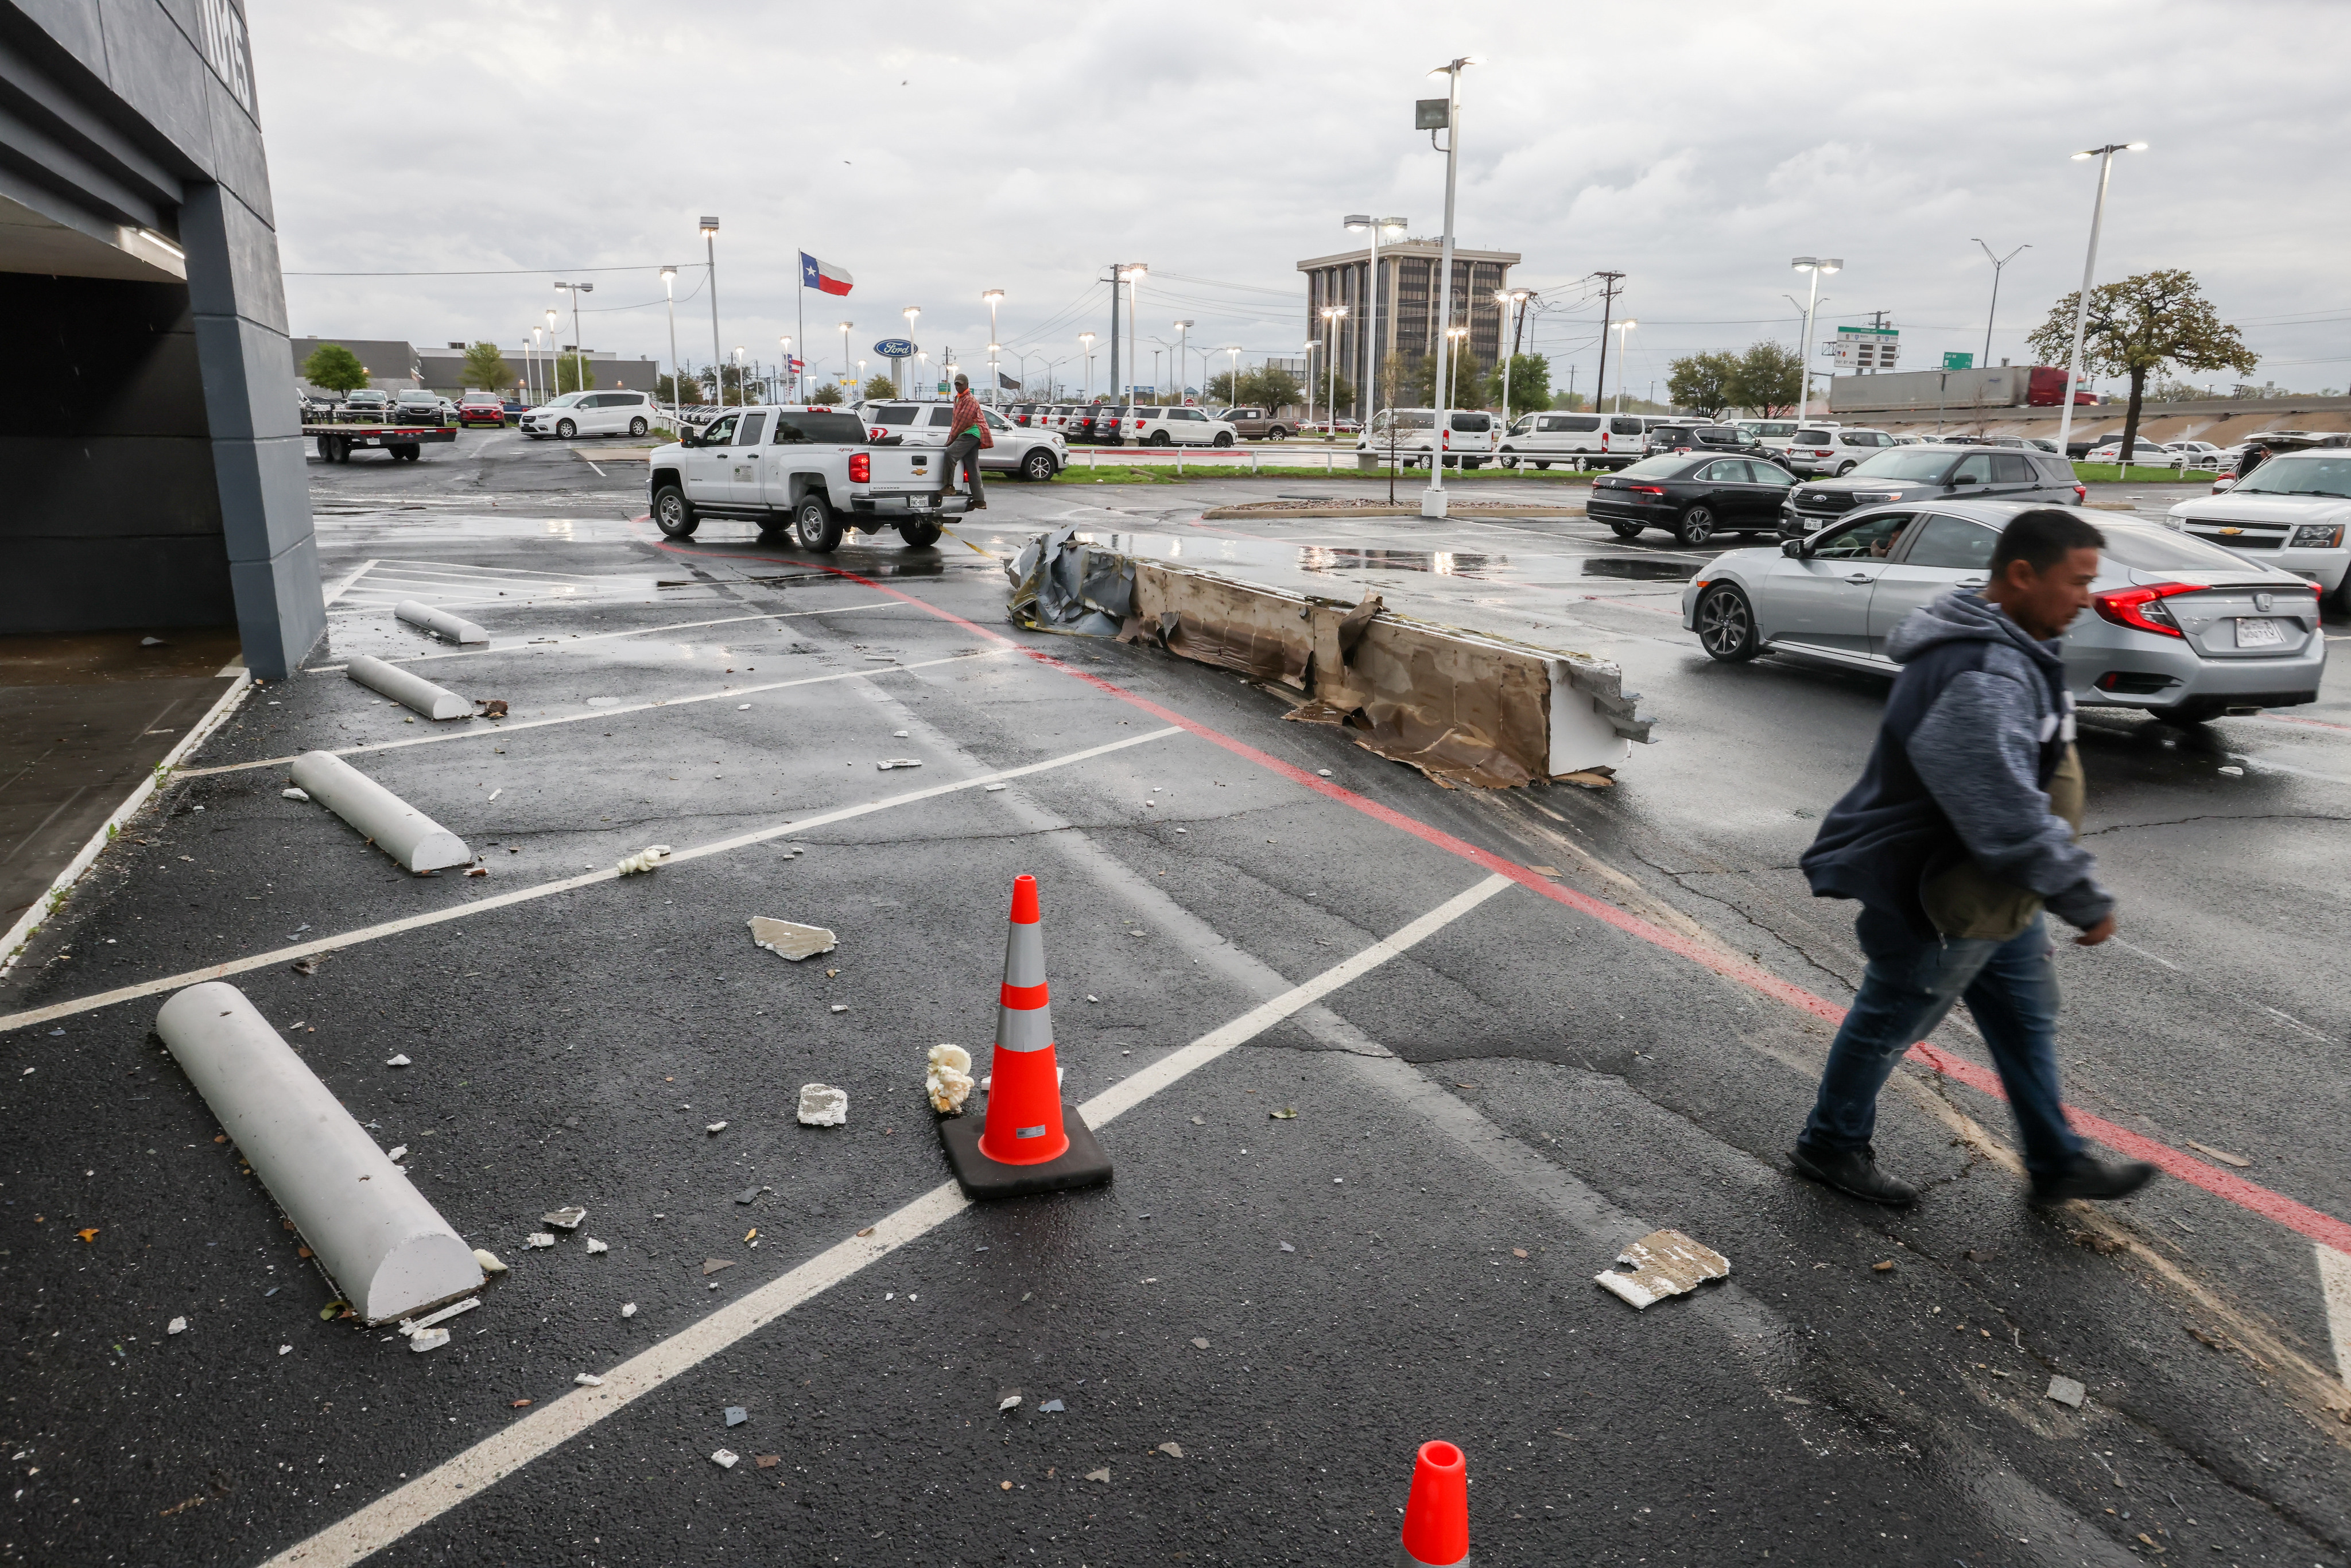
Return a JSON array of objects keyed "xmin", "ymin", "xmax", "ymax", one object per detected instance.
[{"xmin": 2218, "ymin": 526, "xmax": 2243, "ymax": 535}]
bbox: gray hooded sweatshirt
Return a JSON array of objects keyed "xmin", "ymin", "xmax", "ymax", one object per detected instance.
[{"xmin": 1800, "ymin": 589, "xmax": 2113, "ymax": 936}]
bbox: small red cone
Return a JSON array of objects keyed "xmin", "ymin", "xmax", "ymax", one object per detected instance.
[
  {"xmin": 937, "ymin": 874, "xmax": 1112, "ymax": 1200},
  {"xmin": 1398, "ymin": 1439, "xmax": 1469, "ymax": 1566}
]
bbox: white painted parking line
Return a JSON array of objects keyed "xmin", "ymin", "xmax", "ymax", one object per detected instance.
[
  {"xmin": 322, "ymin": 559, "xmax": 379, "ymax": 607},
  {"xmin": 302, "ymin": 599, "xmax": 908, "ymax": 673},
  {"xmin": 0, "ymin": 725, "xmax": 1185, "ymax": 1037},
  {"xmin": 255, "ymin": 871, "xmax": 1512, "ymax": 1568},
  {"xmin": 183, "ymin": 645, "xmax": 1017, "ymax": 777},
  {"xmin": 2318, "ymin": 1244, "xmax": 2351, "ymax": 1381}
]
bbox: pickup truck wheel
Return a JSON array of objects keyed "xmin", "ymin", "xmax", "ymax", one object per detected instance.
[
  {"xmin": 1267, "ymin": 427, "xmax": 1289, "ymax": 441},
  {"xmin": 898, "ymin": 520, "xmax": 942, "ymax": 548},
  {"xmin": 652, "ymin": 484, "xmax": 699, "ymax": 538},
  {"xmin": 1019, "ymin": 449, "xmax": 1058, "ymax": 482},
  {"xmin": 794, "ymin": 494, "xmax": 843, "ymax": 553},
  {"xmin": 1697, "ymin": 585, "xmax": 1761, "ymax": 662},
  {"xmin": 1213, "ymin": 432, "xmax": 1233, "ymax": 448},
  {"xmin": 556, "ymin": 418, "xmax": 577, "ymax": 439},
  {"xmin": 628, "ymin": 417, "xmax": 648, "ymax": 438},
  {"xmin": 754, "ymin": 513, "xmax": 790, "ymax": 542}
]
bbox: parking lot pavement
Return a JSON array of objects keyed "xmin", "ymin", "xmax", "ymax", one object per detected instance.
[{"xmin": 2, "ymin": 456, "xmax": 2348, "ymax": 1564}]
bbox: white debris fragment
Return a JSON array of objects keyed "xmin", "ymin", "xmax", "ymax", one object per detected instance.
[
  {"xmin": 797, "ymin": 1084, "xmax": 848, "ymax": 1127},
  {"xmin": 168, "ymin": 1316, "xmax": 188, "ymax": 1336},
  {"xmin": 585, "ymin": 1239, "xmax": 609, "ymax": 1255},
  {"xmin": 575, "ymin": 1373, "xmax": 604, "ymax": 1386},
  {"xmin": 748, "ymin": 917, "xmax": 837, "ymax": 961},
  {"xmin": 705, "ymin": 1121, "xmax": 728, "ymax": 1135},
  {"xmin": 875, "ymin": 758, "xmax": 922, "ymax": 770},
  {"xmin": 2217, "ymin": 765, "xmax": 2244, "ymax": 777},
  {"xmin": 829, "ymin": 1003, "xmax": 848, "ymax": 1014},
  {"xmin": 404, "ymin": 1298, "xmax": 479, "ymax": 1334},
  {"xmin": 385, "ymin": 1054, "xmax": 412, "ymax": 1068},
  {"xmin": 998, "ymin": 1392, "xmax": 1023, "ymax": 1412},
  {"xmin": 409, "ymin": 1328, "xmax": 451, "ymax": 1353},
  {"xmin": 616, "ymin": 844, "xmax": 674, "ymax": 876},
  {"xmin": 984, "ymin": 783, "xmax": 1006, "ymax": 793},
  {"xmin": 525, "ymin": 1232, "xmax": 557, "ymax": 1249},
  {"xmin": 386, "ymin": 1145, "xmax": 408, "ymax": 1163},
  {"xmin": 620, "ymin": 1302, "xmax": 638, "ymax": 1319},
  {"xmin": 278, "ymin": 1344, "xmax": 293, "ymax": 1356},
  {"xmin": 282, "ymin": 787, "xmax": 311, "ymax": 802},
  {"xmin": 892, "ymin": 729, "xmax": 910, "ymax": 738},
  {"xmin": 542, "ymin": 1206, "xmax": 588, "ymax": 1231},
  {"xmin": 925, "ymin": 1045, "xmax": 975, "ymax": 1115},
  {"xmin": 2045, "ymin": 1375, "xmax": 2087, "ymax": 1409},
  {"xmin": 711, "ymin": 1449, "xmax": 739, "ymax": 1469},
  {"xmin": 474, "ymin": 1248, "xmax": 509, "ymax": 1275},
  {"xmin": 1595, "ymin": 1228, "xmax": 1731, "ymax": 1310}
]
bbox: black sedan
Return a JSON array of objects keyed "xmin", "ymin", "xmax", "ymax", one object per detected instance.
[{"xmin": 1588, "ymin": 452, "xmax": 1799, "ymax": 545}]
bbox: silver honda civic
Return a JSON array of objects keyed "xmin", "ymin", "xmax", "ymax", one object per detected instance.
[{"xmin": 1678, "ymin": 499, "xmax": 2326, "ymax": 723}]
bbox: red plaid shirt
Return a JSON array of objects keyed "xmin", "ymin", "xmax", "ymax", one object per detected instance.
[{"xmin": 950, "ymin": 390, "xmax": 984, "ymax": 440}]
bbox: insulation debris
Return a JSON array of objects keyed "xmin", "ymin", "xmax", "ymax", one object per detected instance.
[
  {"xmin": 797, "ymin": 1084, "xmax": 848, "ymax": 1127},
  {"xmin": 875, "ymin": 758, "xmax": 922, "ymax": 770},
  {"xmin": 616, "ymin": 845, "xmax": 673, "ymax": 876},
  {"xmin": 2186, "ymin": 1140, "xmax": 2252, "ymax": 1168},
  {"xmin": 999, "ymin": 1392, "xmax": 1023, "ymax": 1412},
  {"xmin": 1157, "ymin": 1442, "xmax": 1184, "ymax": 1458},
  {"xmin": 2045, "ymin": 1375, "xmax": 2088, "ymax": 1410},
  {"xmin": 385, "ymin": 1054, "xmax": 411, "ymax": 1068},
  {"xmin": 282, "ymin": 787, "xmax": 311, "ymax": 802},
  {"xmin": 1085, "ymin": 1467, "xmax": 1111, "ymax": 1484},
  {"xmin": 575, "ymin": 1373, "xmax": 604, "ymax": 1386},
  {"xmin": 542, "ymin": 1206, "xmax": 587, "ymax": 1231},
  {"xmin": 525, "ymin": 1232, "xmax": 557, "ymax": 1249},
  {"xmin": 585, "ymin": 1238, "xmax": 608, "ymax": 1254},
  {"xmin": 711, "ymin": 1449, "xmax": 739, "ymax": 1469},
  {"xmin": 926, "ymin": 1044, "xmax": 975, "ymax": 1115},
  {"xmin": 705, "ymin": 1120, "xmax": 728, "ymax": 1135},
  {"xmin": 474, "ymin": 1248, "xmax": 508, "ymax": 1275},
  {"xmin": 725, "ymin": 1406, "xmax": 748, "ymax": 1427},
  {"xmin": 1594, "ymin": 1229, "xmax": 1731, "ymax": 1310},
  {"xmin": 387, "ymin": 1146, "xmax": 408, "ymax": 1163},
  {"xmin": 747, "ymin": 917, "xmax": 837, "ymax": 961},
  {"xmin": 1039, "ymin": 1399, "xmax": 1065, "ymax": 1413},
  {"xmin": 701, "ymin": 1259, "xmax": 735, "ymax": 1276},
  {"xmin": 621, "ymin": 1303, "xmax": 637, "ymax": 1318},
  {"xmin": 408, "ymin": 1328, "xmax": 451, "ymax": 1353}
]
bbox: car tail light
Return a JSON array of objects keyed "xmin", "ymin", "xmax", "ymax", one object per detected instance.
[
  {"xmin": 2072, "ymin": 484, "xmax": 2087, "ymax": 503},
  {"xmin": 2092, "ymin": 581, "xmax": 2198, "ymax": 638},
  {"xmin": 849, "ymin": 452, "xmax": 870, "ymax": 483},
  {"xmin": 1628, "ymin": 484, "xmax": 1667, "ymax": 497}
]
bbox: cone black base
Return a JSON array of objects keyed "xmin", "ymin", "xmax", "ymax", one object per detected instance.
[{"xmin": 938, "ymin": 1103, "xmax": 1113, "ymax": 1200}]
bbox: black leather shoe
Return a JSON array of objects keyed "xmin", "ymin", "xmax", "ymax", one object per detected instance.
[
  {"xmin": 1789, "ymin": 1139, "xmax": 1919, "ymax": 1206},
  {"xmin": 2030, "ymin": 1155, "xmax": 2158, "ymax": 1205}
]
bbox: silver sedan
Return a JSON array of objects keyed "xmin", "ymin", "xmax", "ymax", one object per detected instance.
[{"xmin": 1679, "ymin": 499, "xmax": 2326, "ymax": 723}]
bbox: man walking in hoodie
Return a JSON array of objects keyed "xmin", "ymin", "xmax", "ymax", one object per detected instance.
[{"xmin": 1792, "ymin": 507, "xmax": 2156, "ymax": 1207}]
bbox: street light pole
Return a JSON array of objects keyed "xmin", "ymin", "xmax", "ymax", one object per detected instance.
[
  {"xmin": 1122, "ymin": 265, "xmax": 1147, "ymax": 402},
  {"xmin": 1173, "ymin": 319, "xmax": 1193, "ymax": 401},
  {"xmin": 659, "ymin": 267, "xmax": 680, "ymax": 424},
  {"xmin": 1789, "ymin": 256, "xmax": 1842, "ymax": 421},
  {"xmin": 983, "ymin": 289, "xmax": 1003, "ymax": 402},
  {"xmin": 902, "ymin": 305, "xmax": 921, "ymax": 399},
  {"xmin": 1321, "ymin": 306, "xmax": 1347, "ymax": 433},
  {"xmin": 1970, "ymin": 239, "xmax": 2030, "ymax": 374},
  {"xmin": 1423, "ymin": 55, "xmax": 1472, "ymax": 517},
  {"xmin": 1611, "ymin": 320, "xmax": 1638, "ymax": 413},
  {"xmin": 2057, "ymin": 141, "xmax": 2145, "ymax": 463},
  {"xmin": 838, "ymin": 322, "xmax": 854, "ymax": 395},
  {"xmin": 1221, "ymin": 345, "xmax": 1242, "ymax": 409},
  {"xmin": 1079, "ymin": 332, "xmax": 1095, "ymax": 400},
  {"xmin": 1303, "ymin": 339, "xmax": 1318, "ymax": 433},
  {"xmin": 699, "ymin": 217, "xmax": 724, "ymax": 406}
]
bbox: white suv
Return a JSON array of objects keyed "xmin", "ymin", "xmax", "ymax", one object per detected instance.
[
  {"xmin": 522, "ymin": 389, "xmax": 657, "ymax": 440},
  {"xmin": 862, "ymin": 401, "xmax": 1067, "ymax": 481},
  {"xmin": 1784, "ymin": 425, "xmax": 1896, "ymax": 476},
  {"xmin": 2166, "ymin": 447, "xmax": 2351, "ymax": 608},
  {"xmin": 1116, "ymin": 406, "xmax": 1239, "ymax": 447}
]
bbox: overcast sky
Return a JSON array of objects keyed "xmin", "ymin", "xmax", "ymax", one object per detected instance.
[{"xmin": 250, "ymin": 0, "xmax": 2349, "ymax": 402}]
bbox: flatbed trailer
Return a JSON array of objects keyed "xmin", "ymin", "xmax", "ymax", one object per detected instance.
[{"xmin": 304, "ymin": 424, "xmax": 458, "ymax": 463}]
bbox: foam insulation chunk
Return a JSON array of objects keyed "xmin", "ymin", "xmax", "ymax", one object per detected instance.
[
  {"xmin": 926, "ymin": 1045, "xmax": 975, "ymax": 1115},
  {"xmin": 1594, "ymin": 1228, "xmax": 1731, "ymax": 1310},
  {"xmin": 748, "ymin": 917, "xmax": 837, "ymax": 961},
  {"xmin": 616, "ymin": 845, "xmax": 673, "ymax": 875},
  {"xmin": 797, "ymin": 1084, "xmax": 848, "ymax": 1127}
]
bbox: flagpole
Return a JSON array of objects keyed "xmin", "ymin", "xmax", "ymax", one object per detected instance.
[{"xmin": 796, "ymin": 247, "xmax": 806, "ymax": 403}]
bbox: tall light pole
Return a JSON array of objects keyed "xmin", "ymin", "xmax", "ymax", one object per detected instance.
[
  {"xmin": 837, "ymin": 321, "xmax": 854, "ymax": 394},
  {"xmin": 699, "ymin": 216, "xmax": 724, "ymax": 406},
  {"xmin": 1121, "ymin": 265, "xmax": 1148, "ymax": 401},
  {"xmin": 1220, "ymin": 344, "xmax": 1243, "ymax": 409},
  {"xmin": 1421, "ymin": 55, "xmax": 1473, "ymax": 517},
  {"xmin": 1970, "ymin": 239, "xmax": 2030, "ymax": 374},
  {"xmin": 2057, "ymin": 141, "xmax": 2146, "ymax": 463},
  {"xmin": 1611, "ymin": 320, "xmax": 1638, "ymax": 413},
  {"xmin": 527, "ymin": 327, "xmax": 541, "ymax": 404},
  {"xmin": 1343, "ymin": 215, "xmax": 1409, "ymax": 420},
  {"xmin": 1303, "ymin": 338, "xmax": 1319, "ymax": 432},
  {"xmin": 1789, "ymin": 257, "xmax": 1841, "ymax": 421},
  {"xmin": 1173, "ymin": 319, "xmax": 1193, "ymax": 401},
  {"xmin": 553, "ymin": 281, "xmax": 592, "ymax": 395},
  {"xmin": 902, "ymin": 305, "xmax": 921, "ymax": 398},
  {"xmin": 1080, "ymin": 332, "xmax": 1096, "ymax": 399},
  {"xmin": 982, "ymin": 289, "xmax": 1004, "ymax": 401},
  {"xmin": 659, "ymin": 266, "xmax": 680, "ymax": 423},
  {"xmin": 1320, "ymin": 305, "xmax": 1347, "ymax": 432}
]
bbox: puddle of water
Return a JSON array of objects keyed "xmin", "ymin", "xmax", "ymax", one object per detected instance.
[{"xmin": 1580, "ymin": 556, "xmax": 1700, "ymax": 581}]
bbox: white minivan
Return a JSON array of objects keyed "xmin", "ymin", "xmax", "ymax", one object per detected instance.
[{"xmin": 521, "ymin": 389, "xmax": 657, "ymax": 440}]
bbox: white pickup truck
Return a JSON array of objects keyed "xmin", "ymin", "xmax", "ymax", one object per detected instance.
[{"xmin": 647, "ymin": 404, "xmax": 970, "ymax": 551}]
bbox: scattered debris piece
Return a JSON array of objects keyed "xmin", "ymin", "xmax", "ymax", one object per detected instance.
[
  {"xmin": 476, "ymin": 699, "xmax": 509, "ymax": 719},
  {"xmin": 474, "ymin": 1248, "xmax": 508, "ymax": 1275},
  {"xmin": 542, "ymin": 1206, "xmax": 587, "ymax": 1231},
  {"xmin": 1191, "ymin": 1337, "xmax": 1210, "ymax": 1349},
  {"xmin": 1157, "ymin": 1442, "xmax": 1184, "ymax": 1458},
  {"xmin": 1278, "ymin": 1241, "xmax": 1294, "ymax": 1253},
  {"xmin": 1512, "ymin": 1248, "xmax": 1529, "ymax": 1259},
  {"xmin": 278, "ymin": 1344, "xmax": 294, "ymax": 1356},
  {"xmin": 984, "ymin": 783, "xmax": 1007, "ymax": 793},
  {"xmin": 76, "ymin": 1227, "xmax": 99, "ymax": 1243},
  {"xmin": 829, "ymin": 1003, "xmax": 848, "ymax": 1014},
  {"xmin": 2071, "ymin": 1229, "xmax": 2128, "ymax": 1256},
  {"xmin": 797, "ymin": 1084, "xmax": 848, "ymax": 1126},
  {"xmin": 2217, "ymin": 765, "xmax": 2244, "ymax": 777},
  {"xmin": 1526, "ymin": 864, "xmax": 1559, "ymax": 877},
  {"xmin": 892, "ymin": 729, "xmax": 910, "ymax": 738},
  {"xmin": 2185, "ymin": 1140, "xmax": 2252, "ymax": 1168},
  {"xmin": 616, "ymin": 845, "xmax": 674, "ymax": 876},
  {"xmin": 926, "ymin": 1044, "xmax": 975, "ymax": 1114},
  {"xmin": 464, "ymin": 865, "xmax": 487, "ymax": 878},
  {"xmin": 387, "ymin": 1146, "xmax": 408, "ymax": 1163},
  {"xmin": 1559, "ymin": 769, "xmax": 1616, "ymax": 789},
  {"xmin": 168, "ymin": 1316, "xmax": 189, "ymax": 1335},
  {"xmin": 1594, "ymin": 1229, "xmax": 1732, "ymax": 1310},
  {"xmin": 385, "ymin": 1054, "xmax": 412, "ymax": 1068},
  {"xmin": 511, "ymin": 1398, "xmax": 533, "ymax": 1408},
  {"xmin": 1085, "ymin": 1467, "xmax": 1111, "ymax": 1484},
  {"xmin": 705, "ymin": 1121, "xmax": 728, "ymax": 1135},
  {"xmin": 1268, "ymin": 1107, "xmax": 1297, "ymax": 1120},
  {"xmin": 725, "ymin": 1406, "xmax": 748, "ymax": 1427},
  {"xmin": 408, "ymin": 1326, "xmax": 452, "ymax": 1353},
  {"xmin": 711, "ymin": 1449, "xmax": 739, "ymax": 1469},
  {"xmin": 158, "ymin": 1495, "xmax": 206, "ymax": 1517},
  {"xmin": 1039, "ymin": 1398, "xmax": 1065, "ymax": 1413},
  {"xmin": 999, "ymin": 1392, "xmax": 1024, "ymax": 1413},
  {"xmin": 999, "ymin": 1480, "xmax": 1013, "ymax": 1491},
  {"xmin": 525, "ymin": 1232, "xmax": 557, "ymax": 1249},
  {"xmin": 575, "ymin": 1373, "xmax": 604, "ymax": 1387},
  {"xmin": 734, "ymin": 1187, "xmax": 762, "ymax": 1205},
  {"xmin": 621, "ymin": 1303, "xmax": 637, "ymax": 1319},
  {"xmin": 292, "ymin": 956, "xmax": 323, "ymax": 976},
  {"xmin": 702, "ymin": 1259, "xmax": 736, "ymax": 1276},
  {"xmin": 856, "ymin": 1227, "xmax": 876, "ymax": 1238},
  {"xmin": 141, "ymin": 635, "xmax": 168, "ymax": 646},
  {"xmin": 2045, "ymin": 1375, "xmax": 2087, "ymax": 1410},
  {"xmin": 402, "ymin": 1298, "xmax": 479, "ymax": 1334},
  {"xmin": 282, "ymin": 787, "xmax": 311, "ymax": 802},
  {"xmin": 875, "ymin": 758, "xmax": 922, "ymax": 770},
  {"xmin": 748, "ymin": 917, "xmax": 838, "ymax": 961},
  {"xmin": 1872, "ymin": 1260, "xmax": 1896, "ymax": 1273},
  {"xmin": 754, "ymin": 1454, "xmax": 779, "ymax": 1469}
]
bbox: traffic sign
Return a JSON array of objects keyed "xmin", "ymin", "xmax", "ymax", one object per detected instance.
[
  {"xmin": 874, "ymin": 338, "xmax": 914, "ymax": 359},
  {"xmin": 1832, "ymin": 325, "xmax": 1899, "ymax": 370},
  {"xmin": 1942, "ymin": 351, "xmax": 1973, "ymax": 370}
]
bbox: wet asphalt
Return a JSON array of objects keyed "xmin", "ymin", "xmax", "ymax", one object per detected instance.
[{"xmin": 0, "ymin": 428, "xmax": 2345, "ymax": 1566}]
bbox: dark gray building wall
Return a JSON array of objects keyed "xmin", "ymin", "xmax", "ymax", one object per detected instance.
[
  {"xmin": 0, "ymin": 0, "xmax": 322, "ymax": 679},
  {"xmin": 288, "ymin": 335, "xmax": 420, "ymax": 393}
]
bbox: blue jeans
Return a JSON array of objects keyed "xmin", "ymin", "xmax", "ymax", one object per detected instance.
[{"xmin": 1802, "ymin": 907, "xmax": 2083, "ymax": 1179}]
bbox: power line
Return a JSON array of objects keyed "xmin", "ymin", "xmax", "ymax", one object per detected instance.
[{"xmin": 285, "ymin": 261, "xmax": 689, "ymax": 277}]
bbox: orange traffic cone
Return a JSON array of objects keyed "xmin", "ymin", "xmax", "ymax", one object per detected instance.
[
  {"xmin": 937, "ymin": 875, "xmax": 1112, "ymax": 1200},
  {"xmin": 1398, "ymin": 1440, "xmax": 1469, "ymax": 1566}
]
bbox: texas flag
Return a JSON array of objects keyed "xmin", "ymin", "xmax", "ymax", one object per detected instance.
[{"xmin": 799, "ymin": 252, "xmax": 854, "ymax": 296}]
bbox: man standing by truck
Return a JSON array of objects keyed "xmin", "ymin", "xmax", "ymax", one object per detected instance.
[{"xmin": 944, "ymin": 373, "xmax": 990, "ymax": 510}]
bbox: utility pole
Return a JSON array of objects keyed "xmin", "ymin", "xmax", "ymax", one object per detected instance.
[
  {"xmin": 1590, "ymin": 271, "xmax": 1625, "ymax": 416},
  {"xmin": 1510, "ymin": 289, "xmax": 1536, "ymax": 359}
]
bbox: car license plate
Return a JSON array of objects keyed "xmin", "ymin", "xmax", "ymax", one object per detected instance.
[
  {"xmin": 362, "ymin": 437, "xmax": 380, "ymax": 445},
  {"xmin": 2235, "ymin": 617, "xmax": 2287, "ymax": 648}
]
